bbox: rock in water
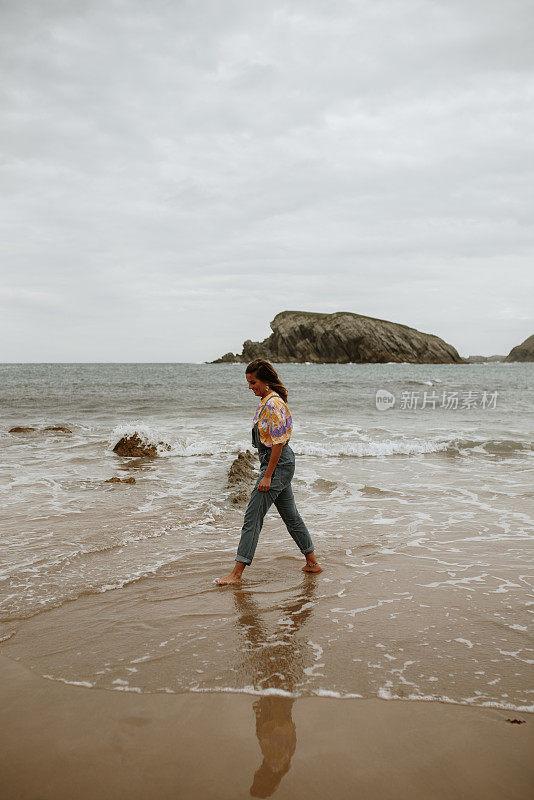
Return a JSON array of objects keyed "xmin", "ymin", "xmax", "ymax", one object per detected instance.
[
  {"xmin": 43, "ymin": 426, "xmax": 72, "ymax": 434},
  {"xmin": 228, "ymin": 449, "xmax": 257, "ymax": 485},
  {"xmin": 227, "ymin": 450, "xmax": 257, "ymax": 506},
  {"xmin": 505, "ymin": 334, "xmax": 534, "ymax": 362},
  {"xmin": 215, "ymin": 352, "xmax": 239, "ymax": 363},
  {"xmin": 210, "ymin": 310, "xmax": 465, "ymax": 364},
  {"xmin": 9, "ymin": 425, "xmax": 72, "ymax": 434},
  {"xmin": 112, "ymin": 434, "xmax": 170, "ymax": 458},
  {"xmin": 105, "ymin": 476, "xmax": 136, "ymax": 484}
]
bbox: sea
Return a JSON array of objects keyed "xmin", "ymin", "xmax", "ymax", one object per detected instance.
[{"xmin": 1, "ymin": 362, "xmax": 533, "ymax": 712}]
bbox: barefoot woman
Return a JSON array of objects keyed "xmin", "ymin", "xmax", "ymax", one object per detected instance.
[{"xmin": 216, "ymin": 359, "xmax": 322, "ymax": 585}]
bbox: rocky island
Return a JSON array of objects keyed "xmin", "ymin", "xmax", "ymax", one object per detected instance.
[
  {"xmin": 211, "ymin": 310, "xmax": 465, "ymax": 364},
  {"xmin": 504, "ymin": 334, "xmax": 534, "ymax": 362},
  {"xmin": 463, "ymin": 355, "xmax": 506, "ymax": 363}
]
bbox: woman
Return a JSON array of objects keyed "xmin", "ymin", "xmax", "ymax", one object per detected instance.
[{"xmin": 216, "ymin": 359, "xmax": 322, "ymax": 585}]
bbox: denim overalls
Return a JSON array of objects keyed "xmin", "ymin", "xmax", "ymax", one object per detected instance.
[{"xmin": 235, "ymin": 400, "xmax": 315, "ymax": 565}]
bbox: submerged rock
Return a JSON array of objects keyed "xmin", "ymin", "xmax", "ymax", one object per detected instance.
[
  {"xmin": 105, "ymin": 476, "xmax": 136, "ymax": 484},
  {"xmin": 311, "ymin": 477, "xmax": 340, "ymax": 493},
  {"xmin": 211, "ymin": 310, "xmax": 465, "ymax": 364},
  {"xmin": 112, "ymin": 434, "xmax": 171, "ymax": 458},
  {"xmin": 43, "ymin": 426, "xmax": 72, "ymax": 434},
  {"xmin": 10, "ymin": 425, "xmax": 72, "ymax": 434},
  {"xmin": 227, "ymin": 449, "xmax": 257, "ymax": 506}
]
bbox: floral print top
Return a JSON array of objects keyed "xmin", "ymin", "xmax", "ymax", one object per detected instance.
[{"xmin": 253, "ymin": 390, "xmax": 293, "ymax": 447}]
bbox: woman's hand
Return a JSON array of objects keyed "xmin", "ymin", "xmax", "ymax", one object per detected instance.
[{"xmin": 258, "ymin": 444, "xmax": 282, "ymax": 492}]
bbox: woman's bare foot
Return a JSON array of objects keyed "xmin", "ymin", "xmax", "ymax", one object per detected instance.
[
  {"xmin": 302, "ymin": 553, "xmax": 323, "ymax": 573},
  {"xmin": 215, "ymin": 564, "xmax": 245, "ymax": 585},
  {"xmin": 215, "ymin": 573, "xmax": 242, "ymax": 585}
]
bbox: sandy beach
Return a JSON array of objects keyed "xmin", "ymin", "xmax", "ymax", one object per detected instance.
[{"xmin": 1, "ymin": 653, "xmax": 532, "ymax": 800}]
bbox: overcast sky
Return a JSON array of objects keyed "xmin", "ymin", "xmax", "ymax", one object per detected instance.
[{"xmin": 1, "ymin": 0, "xmax": 533, "ymax": 361}]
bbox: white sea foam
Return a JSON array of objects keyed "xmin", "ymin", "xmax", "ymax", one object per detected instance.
[
  {"xmin": 30, "ymin": 671, "xmax": 534, "ymax": 713},
  {"xmin": 42, "ymin": 674, "xmax": 94, "ymax": 688},
  {"xmin": 331, "ymin": 598, "xmax": 396, "ymax": 616},
  {"xmin": 376, "ymin": 685, "xmax": 534, "ymax": 713},
  {"xmin": 107, "ymin": 423, "xmax": 532, "ymax": 460},
  {"xmin": 292, "ymin": 438, "xmax": 451, "ymax": 458},
  {"xmin": 189, "ymin": 685, "xmax": 296, "ymax": 697},
  {"xmin": 111, "ymin": 685, "xmax": 143, "ymax": 693},
  {"xmin": 312, "ymin": 689, "xmax": 364, "ymax": 698}
]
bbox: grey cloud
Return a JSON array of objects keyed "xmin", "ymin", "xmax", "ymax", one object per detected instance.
[{"xmin": 1, "ymin": 0, "xmax": 533, "ymax": 360}]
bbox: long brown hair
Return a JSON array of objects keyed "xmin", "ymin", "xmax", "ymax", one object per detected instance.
[{"xmin": 245, "ymin": 359, "xmax": 288, "ymax": 403}]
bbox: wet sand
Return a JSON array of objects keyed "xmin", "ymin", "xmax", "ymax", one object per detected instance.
[{"xmin": 2, "ymin": 654, "xmax": 532, "ymax": 800}]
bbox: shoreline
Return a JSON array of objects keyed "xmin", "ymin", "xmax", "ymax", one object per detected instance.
[{"xmin": 2, "ymin": 653, "xmax": 532, "ymax": 800}]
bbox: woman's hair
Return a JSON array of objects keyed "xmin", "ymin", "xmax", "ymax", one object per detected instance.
[{"xmin": 245, "ymin": 359, "xmax": 288, "ymax": 403}]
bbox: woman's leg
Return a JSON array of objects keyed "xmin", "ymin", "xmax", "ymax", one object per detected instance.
[
  {"xmin": 215, "ymin": 468, "xmax": 322, "ymax": 585},
  {"xmin": 235, "ymin": 479, "xmax": 282, "ymax": 565},
  {"xmin": 274, "ymin": 482, "xmax": 323, "ymax": 573},
  {"xmin": 215, "ymin": 471, "xmax": 286, "ymax": 585},
  {"xmin": 273, "ymin": 482, "xmax": 314, "ymax": 554}
]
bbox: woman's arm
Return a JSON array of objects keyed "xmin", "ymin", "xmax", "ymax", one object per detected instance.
[{"xmin": 257, "ymin": 444, "xmax": 283, "ymax": 491}]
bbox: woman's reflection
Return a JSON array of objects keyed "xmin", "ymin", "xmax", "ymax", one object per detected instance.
[{"xmin": 232, "ymin": 576, "xmax": 318, "ymax": 797}]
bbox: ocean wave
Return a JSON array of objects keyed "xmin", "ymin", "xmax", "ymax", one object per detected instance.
[
  {"xmin": 295, "ymin": 436, "xmax": 533, "ymax": 458},
  {"xmin": 0, "ymin": 527, "xmax": 172, "ymax": 584},
  {"xmin": 398, "ymin": 379, "xmax": 443, "ymax": 387},
  {"xmin": 0, "ymin": 557, "xmax": 180, "ymax": 624},
  {"xmin": 108, "ymin": 421, "xmax": 533, "ymax": 460},
  {"xmin": 110, "ymin": 423, "xmax": 174, "ymax": 456},
  {"xmin": 110, "ymin": 422, "xmax": 222, "ymax": 457},
  {"xmin": 33, "ymin": 675, "xmax": 534, "ymax": 713},
  {"xmin": 292, "ymin": 439, "xmax": 450, "ymax": 457},
  {"xmin": 376, "ymin": 686, "xmax": 534, "ymax": 714}
]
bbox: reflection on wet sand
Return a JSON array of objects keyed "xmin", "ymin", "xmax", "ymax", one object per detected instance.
[{"xmin": 232, "ymin": 577, "xmax": 318, "ymax": 797}]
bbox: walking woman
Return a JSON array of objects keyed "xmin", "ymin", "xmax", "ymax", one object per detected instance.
[{"xmin": 216, "ymin": 359, "xmax": 322, "ymax": 585}]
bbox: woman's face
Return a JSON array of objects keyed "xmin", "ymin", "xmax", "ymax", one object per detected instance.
[{"xmin": 246, "ymin": 372, "xmax": 270, "ymax": 398}]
